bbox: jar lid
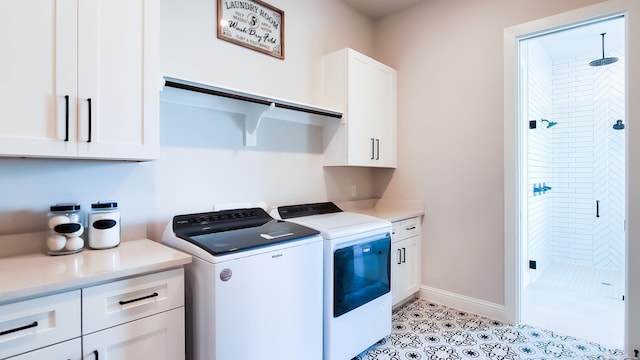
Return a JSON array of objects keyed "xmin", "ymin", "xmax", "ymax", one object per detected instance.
[
  {"xmin": 50, "ymin": 203, "xmax": 81, "ymax": 212},
  {"xmin": 91, "ymin": 201, "xmax": 118, "ymax": 209}
]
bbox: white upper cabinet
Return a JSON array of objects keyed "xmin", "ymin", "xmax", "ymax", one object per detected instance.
[
  {"xmin": 322, "ymin": 48, "xmax": 397, "ymax": 168},
  {"xmin": 0, "ymin": 0, "xmax": 159, "ymax": 161}
]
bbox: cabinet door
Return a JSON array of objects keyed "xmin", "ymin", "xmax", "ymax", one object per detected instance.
[
  {"xmin": 400, "ymin": 236, "xmax": 420, "ymax": 298},
  {"xmin": 82, "ymin": 307, "xmax": 185, "ymax": 360},
  {"xmin": 7, "ymin": 338, "xmax": 81, "ymax": 360},
  {"xmin": 346, "ymin": 51, "xmax": 377, "ymax": 166},
  {"xmin": 77, "ymin": 0, "xmax": 159, "ymax": 160},
  {"xmin": 0, "ymin": 0, "xmax": 78, "ymax": 157},
  {"xmin": 371, "ymin": 63, "xmax": 397, "ymax": 167},
  {"xmin": 391, "ymin": 239, "xmax": 403, "ymax": 306}
]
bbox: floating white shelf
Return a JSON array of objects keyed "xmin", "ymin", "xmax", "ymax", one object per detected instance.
[{"xmin": 161, "ymin": 76, "xmax": 343, "ymax": 146}]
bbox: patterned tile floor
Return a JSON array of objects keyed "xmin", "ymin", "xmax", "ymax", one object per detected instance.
[{"xmin": 355, "ymin": 299, "xmax": 627, "ymax": 360}]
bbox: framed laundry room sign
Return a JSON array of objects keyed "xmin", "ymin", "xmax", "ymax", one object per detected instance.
[{"xmin": 217, "ymin": 0, "xmax": 285, "ymax": 59}]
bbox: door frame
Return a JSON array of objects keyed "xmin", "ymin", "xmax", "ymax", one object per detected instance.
[{"xmin": 503, "ymin": 0, "xmax": 640, "ymax": 354}]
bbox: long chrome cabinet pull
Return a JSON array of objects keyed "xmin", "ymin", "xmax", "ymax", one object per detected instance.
[
  {"xmin": 397, "ymin": 249, "xmax": 402, "ymax": 264},
  {"xmin": 119, "ymin": 292, "xmax": 159, "ymax": 305},
  {"xmin": 87, "ymin": 98, "xmax": 92, "ymax": 143},
  {"xmin": 376, "ymin": 138, "xmax": 380, "ymax": 160},
  {"xmin": 0, "ymin": 321, "xmax": 38, "ymax": 336},
  {"xmin": 64, "ymin": 95, "xmax": 69, "ymax": 141},
  {"xmin": 401, "ymin": 247, "xmax": 406, "ymax": 263}
]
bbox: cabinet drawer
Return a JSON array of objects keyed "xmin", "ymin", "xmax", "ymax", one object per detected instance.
[
  {"xmin": 82, "ymin": 268, "xmax": 184, "ymax": 334},
  {"xmin": 0, "ymin": 291, "xmax": 80, "ymax": 359},
  {"xmin": 392, "ymin": 217, "xmax": 421, "ymax": 241},
  {"xmin": 401, "ymin": 218, "xmax": 421, "ymax": 238}
]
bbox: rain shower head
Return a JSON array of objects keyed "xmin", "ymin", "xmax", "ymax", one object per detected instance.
[
  {"xmin": 541, "ymin": 119, "xmax": 557, "ymax": 128},
  {"xmin": 589, "ymin": 33, "xmax": 618, "ymax": 67}
]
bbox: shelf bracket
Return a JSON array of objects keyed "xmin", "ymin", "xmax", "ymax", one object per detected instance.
[{"xmin": 244, "ymin": 102, "xmax": 275, "ymax": 146}]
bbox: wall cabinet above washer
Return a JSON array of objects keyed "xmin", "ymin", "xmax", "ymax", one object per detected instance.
[
  {"xmin": 322, "ymin": 48, "xmax": 397, "ymax": 168},
  {"xmin": 0, "ymin": 0, "xmax": 160, "ymax": 161}
]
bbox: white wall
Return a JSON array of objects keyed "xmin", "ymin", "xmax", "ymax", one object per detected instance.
[
  {"xmin": 0, "ymin": 0, "xmax": 377, "ymax": 257},
  {"xmin": 373, "ymin": 0, "xmax": 606, "ymax": 305}
]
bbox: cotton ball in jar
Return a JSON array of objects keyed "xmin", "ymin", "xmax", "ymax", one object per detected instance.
[
  {"xmin": 47, "ymin": 234, "xmax": 67, "ymax": 251},
  {"xmin": 67, "ymin": 213, "xmax": 81, "ymax": 224},
  {"xmin": 48, "ymin": 215, "xmax": 70, "ymax": 229},
  {"xmin": 65, "ymin": 237, "xmax": 84, "ymax": 251}
]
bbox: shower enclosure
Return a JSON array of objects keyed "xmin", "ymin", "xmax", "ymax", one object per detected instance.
[{"xmin": 519, "ymin": 16, "xmax": 626, "ymax": 348}]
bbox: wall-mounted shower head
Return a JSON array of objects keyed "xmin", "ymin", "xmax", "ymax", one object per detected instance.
[
  {"xmin": 541, "ymin": 119, "xmax": 558, "ymax": 128},
  {"xmin": 613, "ymin": 119, "xmax": 625, "ymax": 130}
]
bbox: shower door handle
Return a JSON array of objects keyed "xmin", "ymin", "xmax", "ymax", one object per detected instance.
[{"xmin": 596, "ymin": 200, "xmax": 600, "ymax": 218}]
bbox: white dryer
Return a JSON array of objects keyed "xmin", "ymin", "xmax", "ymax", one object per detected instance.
[{"xmin": 272, "ymin": 202, "xmax": 392, "ymax": 360}]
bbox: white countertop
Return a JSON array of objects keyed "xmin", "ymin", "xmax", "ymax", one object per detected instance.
[
  {"xmin": 0, "ymin": 239, "xmax": 192, "ymax": 304},
  {"xmin": 336, "ymin": 199, "xmax": 424, "ymax": 222}
]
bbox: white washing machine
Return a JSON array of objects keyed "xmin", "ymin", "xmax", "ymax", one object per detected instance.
[
  {"xmin": 162, "ymin": 207, "xmax": 323, "ymax": 360},
  {"xmin": 272, "ymin": 202, "xmax": 392, "ymax": 360}
]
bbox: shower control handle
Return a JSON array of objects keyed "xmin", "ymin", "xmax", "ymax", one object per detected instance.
[{"xmin": 596, "ymin": 200, "xmax": 600, "ymax": 218}]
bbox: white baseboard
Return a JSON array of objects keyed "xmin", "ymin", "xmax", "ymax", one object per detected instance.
[{"xmin": 419, "ymin": 285, "xmax": 508, "ymax": 323}]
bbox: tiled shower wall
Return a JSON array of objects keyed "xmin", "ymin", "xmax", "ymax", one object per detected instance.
[
  {"xmin": 553, "ymin": 51, "xmax": 625, "ymax": 271},
  {"xmin": 527, "ymin": 47, "xmax": 625, "ymax": 274}
]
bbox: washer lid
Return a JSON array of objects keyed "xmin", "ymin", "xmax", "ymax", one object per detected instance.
[{"xmin": 172, "ymin": 208, "xmax": 319, "ymax": 255}]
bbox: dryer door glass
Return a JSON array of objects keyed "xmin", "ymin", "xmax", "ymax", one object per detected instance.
[{"xmin": 333, "ymin": 235, "xmax": 391, "ymax": 317}]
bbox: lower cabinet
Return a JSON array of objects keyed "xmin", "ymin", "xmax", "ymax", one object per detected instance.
[
  {"xmin": 391, "ymin": 217, "xmax": 422, "ymax": 307},
  {"xmin": 0, "ymin": 291, "xmax": 80, "ymax": 360},
  {"xmin": 81, "ymin": 268, "xmax": 185, "ymax": 360},
  {"xmin": 0, "ymin": 268, "xmax": 185, "ymax": 360},
  {"xmin": 82, "ymin": 307, "xmax": 184, "ymax": 360}
]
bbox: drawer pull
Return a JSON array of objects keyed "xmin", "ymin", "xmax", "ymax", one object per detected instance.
[
  {"xmin": 405, "ymin": 226, "xmax": 416, "ymax": 231},
  {"xmin": 0, "ymin": 321, "xmax": 38, "ymax": 336},
  {"xmin": 119, "ymin": 292, "xmax": 159, "ymax": 305}
]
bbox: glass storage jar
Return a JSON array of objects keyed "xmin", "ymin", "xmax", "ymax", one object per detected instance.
[
  {"xmin": 47, "ymin": 203, "xmax": 85, "ymax": 255},
  {"xmin": 88, "ymin": 201, "xmax": 120, "ymax": 249}
]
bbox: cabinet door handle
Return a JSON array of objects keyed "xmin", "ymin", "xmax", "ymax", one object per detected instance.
[
  {"xmin": 87, "ymin": 98, "xmax": 92, "ymax": 143},
  {"xmin": 397, "ymin": 249, "xmax": 402, "ymax": 264},
  {"xmin": 0, "ymin": 321, "xmax": 38, "ymax": 336},
  {"xmin": 64, "ymin": 95, "xmax": 70, "ymax": 142},
  {"xmin": 94, "ymin": 350, "xmax": 99, "ymax": 360},
  {"xmin": 596, "ymin": 200, "xmax": 600, "ymax": 218},
  {"xmin": 405, "ymin": 226, "xmax": 416, "ymax": 231},
  {"xmin": 119, "ymin": 292, "xmax": 159, "ymax": 305},
  {"xmin": 402, "ymin": 247, "xmax": 406, "ymax": 263},
  {"xmin": 370, "ymin": 138, "xmax": 375, "ymax": 159},
  {"xmin": 376, "ymin": 138, "xmax": 380, "ymax": 160}
]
